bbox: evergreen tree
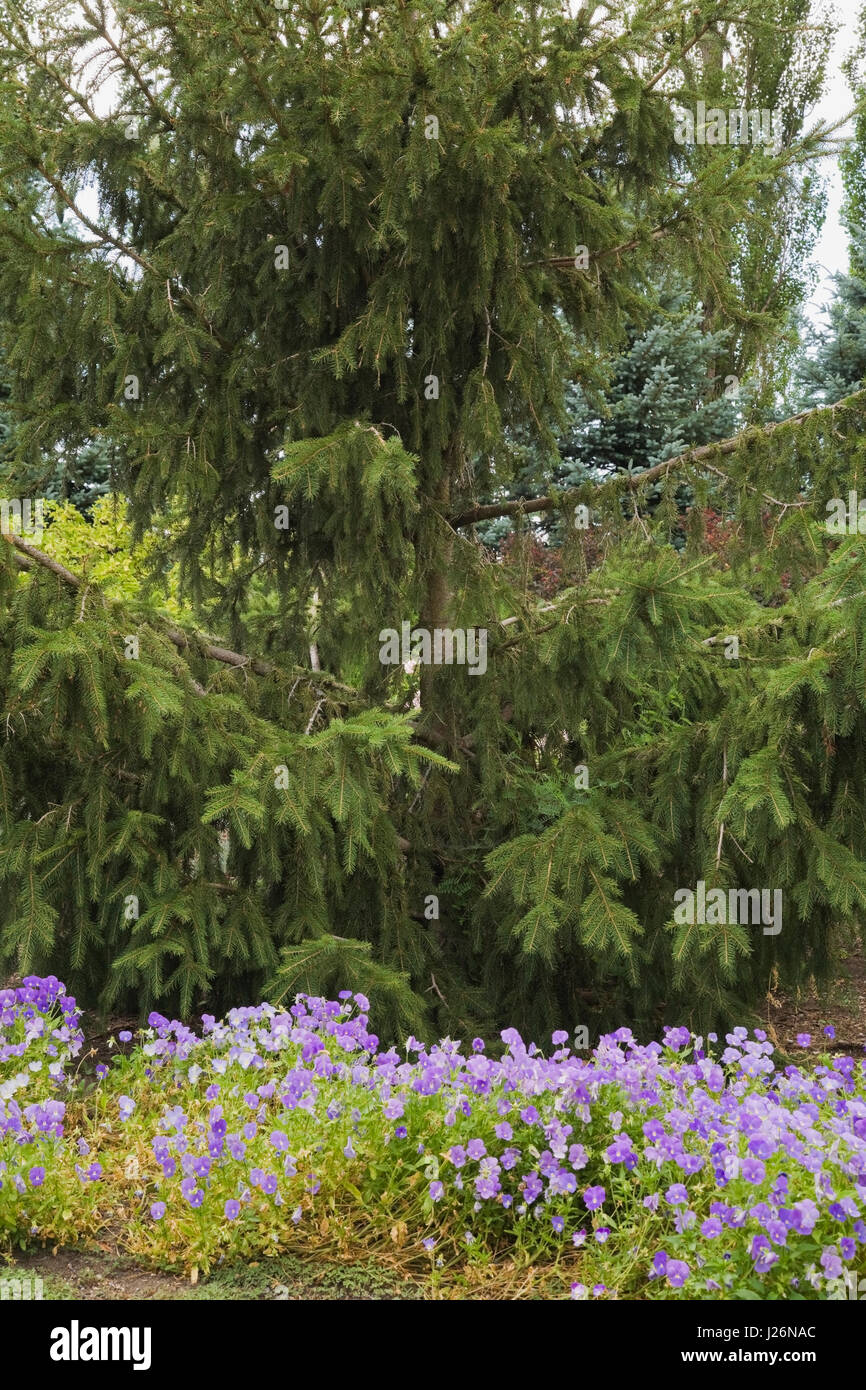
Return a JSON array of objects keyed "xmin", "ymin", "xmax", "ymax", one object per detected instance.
[
  {"xmin": 792, "ymin": 236, "xmax": 866, "ymax": 410},
  {"xmin": 0, "ymin": 0, "xmax": 863, "ymax": 1042},
  {"xmin": 474, "ymin": 286, "xmax": 742, "ymax": 558}
]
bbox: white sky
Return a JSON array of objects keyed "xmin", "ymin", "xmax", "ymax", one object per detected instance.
[{"xmin": 804, "ymin": 0, "xmax": 863, "ymax": 324}]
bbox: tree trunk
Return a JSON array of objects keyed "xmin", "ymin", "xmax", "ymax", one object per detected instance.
[{"xmin": 418, "ymin": 443, "xmax": 456, "ymax": 726}]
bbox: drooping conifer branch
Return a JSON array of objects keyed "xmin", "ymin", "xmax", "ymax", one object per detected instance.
[
  {"xmin": 447, "ymin": 390, "xmax": 866, "ymax": 529},
  {"xmin": 4, "ymin": 533, "xmax": 355, "ymax": 693}
]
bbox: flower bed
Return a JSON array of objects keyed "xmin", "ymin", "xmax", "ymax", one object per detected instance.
[{"xmin": 2, "ymin": 977, "xmax": 865, "ymax": 1299}]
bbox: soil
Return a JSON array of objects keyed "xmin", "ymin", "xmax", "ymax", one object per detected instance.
[
  {"xmin": 760, "ymin": 941, "xmax": 866, "ymax": 1054},
  {"xmin": 6, "ymin": 1247, "xmax": 419, "ymax": 1301}
]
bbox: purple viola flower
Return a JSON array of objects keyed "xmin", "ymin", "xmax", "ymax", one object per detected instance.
[
  {"xmin": 701, "ymin": 1218, "xmax": 723, "ymax": 1238},
  {"xmin": 742, "ymin": 1158, "xmax": 766, "ymax": 1184},
  {"xmin": 118, "ymin": 1095, "xmax": 135, "ymax": 1121},
  {"xmin": 666, "ymin": 1259, "xmax": 690, "ymax": 1288},
  {"xmin": 150, "ymin": 1202, "xmax": 166, "ymax": 1220},
  {"xmin": 796, "ymin": 1033, "xmax": 811, "ymax": 1047},
  {"xmin": 119, "ymin": 1030, "xmax": 132, "ymax": 1042},
  {"xmin": 766, "ymin": 1220, "xmax": 788, "ymax": 1246},
  {"xmin": 606, "ymin": 1134, "xmax": 634, "ymax": 1164},
  {"xmin": 261, "ymin": 1174, "xmax": 278, "ymax": 1195},
  {"xmin": 791, "ymin": 1199, "xmax": 820, "ymax": 1234},
  {"xmin": 466, "ymin": 1138, "xmax": 486, "ymax": 1160},
  {"xmin": 824, "ymin": 1025, "xmax": 836, "ymax": 1040},
  {"xmin": 521, "ymin": 1172, "xmax": 543, "ymax": 1204},
  {"xmin": 821, "ymin": 1247, "xmax": 843, "ymax": 1279},
  {"xmin": 583, "ymin": 1185, "xmax": 605, "ymax": 1211},
  {"xmin": 224, "ymin": 1199, "xmax": 240, "ymax": 1220},
  {"xmin": 665, "ymin": 1184, "xmax": 689, "ymax": 1206},
  {"xmin": 549, "ymin": 1167, "xmax": 577, "ymax": 1196},
  {"xmin": 755, "ymin": 1247, "xmax": 778, "ymax": 1274},
  {"xmin": 678, "ymin": 1152, "xmax": 705, "ymax": 1175},
  {"xmin": 429, "ymin": 1181, "xmax": 444, "ymax": 1202}
]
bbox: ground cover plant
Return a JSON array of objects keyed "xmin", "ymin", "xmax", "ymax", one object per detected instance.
[
  {"xmin": 2, "ymin": 975, "xmax": 865, "ymax": 1300},
  {"xmin": 3, "ymin": 0, "xmax": 866, "ymax": 1053}
]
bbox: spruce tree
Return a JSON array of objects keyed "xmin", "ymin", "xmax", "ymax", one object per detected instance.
[
  {"xmin": 0, "ymin": 0, "xmax": 864, "ymax": 1041},
  {"xmin": 791, "ymin": 228, "xmax": 866, "ymax": 410}
]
